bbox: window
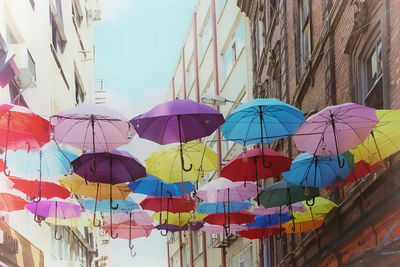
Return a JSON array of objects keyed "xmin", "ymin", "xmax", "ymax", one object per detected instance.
[
  {"xmin": 9, "ymin": 81, "xmax": 28, "ymax": 107},
  {"xmin": 75, "ymin": 74, "xmax": 85, "ymax": 105},
  {"xmin": 229, "ymin": 245, "xmax": 253, "ymax": 267},
  {"xmin": 6, "ymin": 26, "xmax": 17, "ymax": 44},
  {"xmin": 269, "ymin": 0, "xmax": 277, "ymax": 24},
  {"xmin": 200, "ymin": 14, "xmax": 212, "ymax": 59},
  {"xmin": 27, "ymin": 49, "xmax": 36, "ymax": 82},
  {"xmin": 193, "ymin": 231, "xmax": 202, "ymax": 258},
  {"xmin": 51, "ymin": 13, "xmax": 65, "ymax": 53},
  {"xmin": 223, "ymin": 17, "xmax": 245, "ymax": 80},
  {"xmin": 72, "ymin": 1, "xmax": 83, "ymax": 28},
  {"xmin": 55, "ymin": 0, "xmax": 63, "ymax": 24},
  {"xmin": 206, "ymin": 233, "xmax": 212, "ymax": 247},
  {"xmin": 258, "ymin": 19, "xmax": 265, "ymax": 59},
  {"xmin": 298, "ymin": 0, "xmax": 311, "ymax": 73}
]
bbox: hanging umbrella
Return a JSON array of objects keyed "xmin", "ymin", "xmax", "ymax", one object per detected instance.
[
  {"xmin": 282, "ymin": 152, "xmax": 354, "ymax": 190},
  {"xmin": 283, "ymin": 218, "xmax": 325, "ymax": 233},
  {"xmin": 140, "ymin": 196, "xmax": 195, "ymax": 213},
  {"xmin": 201, "ymin": 224, "xmax": 247, "ymax": 234},
  {"xmin": 50, "ymin": 104, "xmax": 134, "ymax": 154},
  {"xmin": 102, "ymin": 211, "xmax": 154, "ymax": 226},
  {"xmin": 59, "ymin": 174, "xmax": 131, "ymax": 200},
  {"xmin": 0, "ymin": 103, "xmax": 50, "ymax": 176},
  {"xmin": 45, "ymin": 212, "xmax": 93, "ymax": 228},
  {"xmin": 293, "ymin": 103, "xmax": 378, "ymax": 167},
  {"xmin": 252, "ymin": 202, "xmax": 306, "ymax": 215},
  {"xmin": 9, "ymin": 176, "xmax": 70, "ymax": 200},
  {"xmin": 246, "ymin": 214, "xmax": 290, "ymax": 228},
  {"xmin": 72, "ymin": 150, "xmax": 146, "ymax": 230},
  {"xmin": 204, "ymin": 210, "xmax": 255, "ymax": 226},
  {"xmin": 26, "ymin": 200, "xmax": 80, "ymax": 240},
  {"xmin": 196, "ymin": 178, "xmax": 259, "ymax": 202},
  {"xmin": 196, "ymin": 201, "xmax": 253, "ymax": 214},
  {"xmin": 350, "ymin": 109, "xmax": 400, "ymax": 166},
  {"xmin": 156, "ymin": 221, "xmax": 204, "ymax": 232},
  {"xmin": 290, "ymin": 197, "xmax": 337, "ymax": 222},
  {"xmin": 81, "ymin": 198, "xmax": 140, "ymax": 213},
  {"xmin": 0, "ymin": 193, "xmax": 28, "ymax": 212},
  {"xmin": 128, "ymin": 174, "xmax": 194, "ymax": 197},
  {"xmin": 146, "ymin": 141, "xmax": 218, "ymax": 184},
  {"xmin": 131, "ymin": 99, "xmax": 224, "ymax": 172},
  {"xmin": 239, "ymin": 227, "xmax": 283, "ymax": 240},
  {"xmin": 221, "ymin": 98, "xmax": 304, "ymax": 167},
  {"xmin": 152, "ymin": 211, "xmax": 207, "ymax": 236}
]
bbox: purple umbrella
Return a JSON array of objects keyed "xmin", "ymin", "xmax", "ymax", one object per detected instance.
[
  {"xmin": 71, "ymin": 150, "xmax": 146, "ymax": 236},
  {"xmin": 50, "ymin": 104, "xmax": 135, "ymax": 172},
  {"xmin": 156, "ymin": 221, "xmax": 204, "ymax": 233},
  {"xmin": 130, "ymin": 99, "xmax": 224, "ymax": 171},
  {"xmin": 293, "ymin": 103, "xmax": 378, "ymax": 167},
  {"xmin": 26, "ymin": 200, "xmax": 80, "ymax": 240}
]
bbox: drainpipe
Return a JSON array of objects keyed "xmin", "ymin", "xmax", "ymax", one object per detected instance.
[
  {"xmin": 211, "ymin": 1, "xmax": 225, "ymax": 266},
  {"xmin": 172, "ymin": 77, "xmax": 176, "ymax": 100},
  {"xmin": 193, "ymin": 12, "xmax": 200, "ymax": 103},
  {"xmin": 179, "ymin": 231, "xmax": 184, "ymax": 267},
  {"xmin": 189, "ymin": 228, "xmax": 194, "ymax": 267},
  {"xmin": 202, "ymin": 232, "xmax": 207, "ymax": 267},
  {"xmin": 182, "ymin": 50, "xmax": 187, "ymax": 99},
  {"xmin": 167, "ymin": 240, "xmax": 171, "ymax": 267}
]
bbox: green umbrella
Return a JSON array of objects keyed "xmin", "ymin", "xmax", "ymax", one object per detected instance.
[{"xmin": 256, "ymin": 181, "xmax": 319, "ymax": 208}]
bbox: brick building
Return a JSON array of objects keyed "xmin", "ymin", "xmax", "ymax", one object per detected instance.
[{"xmin": 237, "ymin": 0, "xmax": 400, "ymax": 266}]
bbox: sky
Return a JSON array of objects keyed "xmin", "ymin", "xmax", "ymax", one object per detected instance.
[{"xmin": 94, "ymin": 0, "xmax": 196, "ymax": 266}]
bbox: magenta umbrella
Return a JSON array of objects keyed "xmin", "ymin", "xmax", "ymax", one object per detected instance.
[
  {"xmin": 50, "ymin": 104, "xmax": 134, "ymax": 154},
  {"xmin": 252, "ymin": 202, "xmax": 306, "ymax": 215},
  {"xmin": 293, "ymin": 103, "xmax": 377, "ymax": 167},
  {"xmin": 130, "ymin": 99, "xmax": 224, "ymax": 172},
  {"xmin": 26, "ymin": 200, "xmax": 80, "ymax": 240}
]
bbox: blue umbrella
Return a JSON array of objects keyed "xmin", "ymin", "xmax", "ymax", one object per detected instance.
[
  {"xmin": 82, "ymin": 198, "xmax": 140, "ymax": 213},
  {"xmin": 6, "ymin": 142, "xmax": 77, "ymax": 202},
  {"xmin": 196, "ymin": 201, "xmax": 253, "ymax": 214},
  {"xmin": 128, "ymin": 174, "xmax": 194, "ymax": 197},
  {"xmin": 221, "ymin": 98, "xmax": 304, "ymax": 168},
  {"xmin": 283, "ymin": 153, "xmax": 354, "ymax": 204},
  {"xmin": 246, "ymin": 214, "xmax": 290, "ymax": 228}
]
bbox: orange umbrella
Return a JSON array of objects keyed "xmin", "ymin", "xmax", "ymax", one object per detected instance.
[{"xmin": 0, "ymin": 193, "xmax": 28, "ymax": 212}]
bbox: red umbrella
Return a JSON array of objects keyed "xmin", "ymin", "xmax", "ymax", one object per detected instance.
[
  {"xmin": 9, "ymin": 176, "xmax": 71, "ymax": 200},
  {"xmin": 140, "ymin": 196, "xmax": 195, "ymax": 213},
  {"xmin": 0, "ymin": 104, "xmax": 50, "ymax": 176},
  {"xmin": 0, "ymin": 193, "xmax": 28, "ymax": 212},
  {"xmin": 222, "ymin": 148, "xmax": 292, "ymax": 182},
  {"xmin": 325, "ymin": 160, "xmax": 380, "ymax": 189},
  {"xmin": 239, "ymin": 227, "xmax": 283, "ymax": 240},
  {"xmin": 204, "ymin": 210, "xmax": 255, "ymax": 226}
]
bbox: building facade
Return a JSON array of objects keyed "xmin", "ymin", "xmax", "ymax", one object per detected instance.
[
  {"xmin": 237, "ymin": 0, "xmax": 400, "ymax": 266},
  {"xmin": 166, "ymin": 0, "xmax": 259, "ymax": 267},
  {"xmin": 0, "ymin": 0, "xmax": 110, "ymax": 266}
]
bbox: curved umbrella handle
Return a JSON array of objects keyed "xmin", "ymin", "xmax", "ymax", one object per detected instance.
[
  {"xmin": 130, "ymin": 248, "xmax": 136, "ymax": 257},
  {"xmin": 337, "ymin": 157, "xmax": 345, "ymax": 168},
  {"xmin": 258, "ymin": 106, "xmax": 271, "ymax": 169},
  {"xmin": 54, "ymin": 202, "xmax": 62, "ymax": 240},
  {"xmin": 129, "ymin": 240, "xmax": 135, "ymax": 250},
  {"xmin": 33, "ymin": 151, "xmax": 43, "ymax": 203},
  {"xmin": 3, "ymin": 114, "xmax": 11, "ymax": 177},
  {"xmin": 34, "ymin": 212, "xmax": 42, "ymax": 223},
  {"xmin": 110, "ymin": 229, "xmax": 119, "ymax": 239},
  {"xmin": 306, "ymin": 197, "xmax": 315, "ymax": 207},
  {"xmin": 160, "ymin": 223, "xmax": 168, "ymax": 236},
  {"xmin": 177, "ymin": 115, "xmax": 192, "ymax": 172},
  {"xmin": 330, "ymin": 114, "xmax": 345, "ymax": 168},
  {"xmin": 90, "ymin": 115, "xmax": 97, "ymax": 173},
  {"xmin": 110, "ymin": 201, "xmax": 119, "ymax": 210},
  {"xmin": 260, "ymin": 143, "xmax": 271, "ymax": 169},
  {"xmin": 3, "ymin": 167, "xmax": 10, "ymax": 177}
]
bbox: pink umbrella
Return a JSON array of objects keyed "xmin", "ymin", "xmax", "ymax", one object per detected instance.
[
  {"xmin": 196, "ymin": 178, "xmax": 259, "ymax": 202},
  {"xmin": 252, "ymin": 202, "xmax": 306, "ymax": 215},
  {"xmin": 293, "ymin": 103, "xmax": 377, "ymax": 167},
  {"xmin": 103, "ymin": 211, "xmax": 154, "ymax": 226},
  {"xmin": 201, "ymin": 224, "xmax": 247, "ymax": 234}
]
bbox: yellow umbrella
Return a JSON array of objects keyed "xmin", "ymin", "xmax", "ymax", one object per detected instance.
[
  {"xmin": 60, "ymin": 174, "xmax": 132, "ymax": 200},
  {"xmin": 152, "ymin": 211, "xmax": 207, "ymax": 226},
  {"xmin": 350, "ymin": 109, "xmax": 400, "ymax": 165},
  {"xmin": 45, "ymin": 217, "xmax": 94, "ymax": 228},
  {"xmin": 146, "ymin": 141, "xmax": 218, "ymax": 183}
]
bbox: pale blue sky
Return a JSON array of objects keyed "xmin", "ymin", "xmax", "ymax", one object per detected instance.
[{"xmin": 94, "ymin": 0, "xmax": 196, "ymax": 265}]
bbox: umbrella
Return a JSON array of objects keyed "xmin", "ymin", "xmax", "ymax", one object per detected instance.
[
  {"xmin": 252, "ymin": 202, "xmax": 306, "ymax": 215},
  {"xmin": 140, "ymin": 196, "xmax": 195, "ymax": 213},
  {"xmin": 221, "ymin": 98, "xmax": 304, "ymax": 167},
  {"xmin": 6, "ymin": 142, "xmax": 77, "ymax": 202},
  {"xmin": 282, "ymin": 152, "xmax": 354, "ymax": 190},
  {"xmin": 293, "ymin": 103, "xmax": 378, "ymax": 167},
  {"xmin": 50, "ymin": 104, "xmax": 134, "ymax": 154},
  {"xmin": 246, "ymin": 214, "xmax": 290, "ymax": 228},
  {"xmin": 128, "ymin": 174, "xmax": 194, "ymax": 197},
  {"xmin": 239, "ymin": 227, "xmax": 283, "ymax": 239},
  {"xmin": 196, "ymin": 178, "xmax": 259, "ymax": 202},
  {"xmin": 59, "ymin": 174, "xmax": 132, "ymax": 200},
  {"xmin": 102, "ymin": 211, "xmax": 154, "ymax": 226},
  {"xmin": 291, "ymin": 197, "xmax": 337, "ymax": 222},
  {"xmin": 0, "ymin": 103, "xmax": 49, "ymax": 176},
  {"xmin": 72, "ymin": 150, "xmax": 145, "ymax": 229},
  {"xmin": 9, "ymin": 176, "xmax": 70, "ymax": 200},
  {"xmin": 204, "ymin": 210, "xmax": 255, "ymax": 226},
  {"xmin": 152, "ymin": 211, "xmax": 207, "ymax": 236},
  {"xmin": 26, "ymin": 200, "xmax": 80, "ymax": 240},
  {"xmin": 156, "ymin": 221, "xmax": 204, "ymax": 232},
  {"xmin": 282, "ymin": 218, "xmax": 325, "ymax": 233},
  {"xmin": 146, "ymin": 141, "xmax": 218, "ymax": 184},
  {"xmin": 81, "ymin": 198, "xmax": 140, "ymax": 213},
  {"xmin": 196, "ymin": 201, "xmax": 253, "ymax": 214},
  {"xmin": 350, "ymin": 109, "xmax": 400, "ymax": 166},
  {"xmin": 201, "ymin": 224, "xmax": 247, "ymax": 234},
  {"xmin": 0, "ymin": 193, "xmax": 28, "ymax": 212},
  {"xmin": 131, "ymin": 99, "xmax": 224, "ymax": 172}
]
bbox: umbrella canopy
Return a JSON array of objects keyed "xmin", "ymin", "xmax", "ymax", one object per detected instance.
[
  {"xmin": 130, "ymin": 99, "xmax": 224, "ymax": 145},
  {"xmin": 203, "ymin": 210, "xmax": 255, "ymax": 226},
  {"xmin": 201, "ymin": 224, "xmax": 247, "ymax": 234},
  {"xmin": 246, "ymin": 214, "xmax": 290, "ymax": 228},
  {"xmin": 221, "ymin": 98, "xmax": 305, "ymax": 145},
  {"xmin": 50, "ymin": 104, "xmax": 134, "ymax": 152},
  {"xmin": 103, "ymin": 211, "xmax": 154, "ymax": 226},
  {"xmin": 0, "ymin": 193, "xmax": 28, "ymax": 212},
  {"xmin": 196, "ymin": 178, "xmax": 259, "ymax": 202},
  {"xmin": 291, "ymin": 197, "xmax": 337, "ymax": 222},
  {"xmin": 282, "ymin": 152, "xmax": 354, "ymax": 188},
  {"xmin": 45, "ymin": 217, "xmax": 93, "ymax": 228},
  {"xmin": 140, "ymin": 196, "xmax": 195, "ymax": 213},
  {"xmin": 196, "ymin": 201, "xmax": 253, "ymax": 214},
  {"xmin": 156, "ymin": 221, "xmax": 204, "ymax": 232},
  {"xmin": 350, "ymin": 109, "xmax": 400, "ymax": 165},
  {"xmin": 60, "ymin": 174, "xmax": 132, "ymax": 200},
  {"xmin": 239, "ymin": 227, "xmax": 283, "ymax": 239},
  {"xmin": 72, "ymin": 150, "xmax": 146, "ymax": 184},
  {"xmin": 252, "ymin": 202, "xmax": 306, "ymax": 215},
  {"xmin": 221, "ymin": 148, "xmax": 292, "ymax": 182},
  {"xmin": 0, "ymin": 103, "xmax": 50, "ymax": 175},
  {"xmin": 282, "ymin": 218, "xmax": 325, "ymax": 233},
  {"xmin": 102, "ymin": 223, "xmax": 154, "ymax": 239},
  {"xmin": 293, "ymin": 103, "xmax": 377, "ymax": 160},
  {"xmin": 128, "ymin": 174, "xmax": 194, "ymax": 197},
  {"xmin": 9, "ymin": 177, "xmax": 70, "ymax": 200},
  {"xmin": 152, "ymin": 212, "xmax": 207, "ymax": 226},
  {"xmin": 146, "ymin": 141, "xmax": 217, "ymax": 183},
  {"xmin": 81, "ymin": 198, "xmax": 140, "ymax": 213},
  {"xmin": 257, "ymin": 180, "xmax": 319, "ymax": 208},
  {"xmin": 6, "ymin": 142, "xmax": 77, "ymax": 177}
]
